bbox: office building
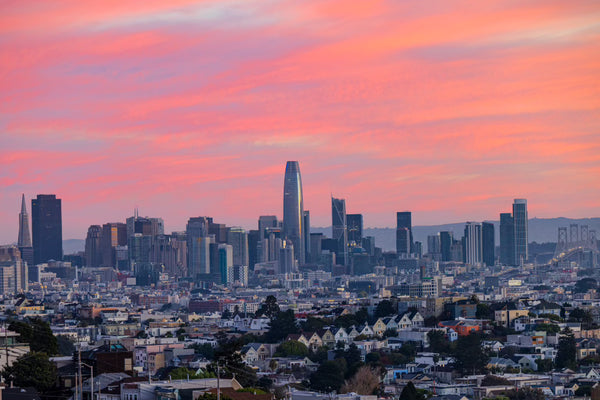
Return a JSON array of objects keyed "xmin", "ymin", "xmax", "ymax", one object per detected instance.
[
  {"xmin": 0, "ymin": 246, "xmax": 28, "ymax": 293},
  {"xmin": 309, "ymin": 233, "xmax": 323, "ymax": 263},
  {"xmin": 347, "ymin": 214, "xmax": 363, "ymax": 247},
  {"xmin": 258, "ymin": 216, "xmax": 278, "ymax": 235},
  {"xmin": 227, "ymin": 227, "xmax": 249, "ymax": 267},
  {"xmin": 303, "ymin": 210, "xmax": 311, "ymax": 263},
  {"xmin": 439, "ymin": 231, "xmax": 453, "ymax": 262},
  {"xmin": 279, "ymin": 240, "xmax": 295, "ymax": 274},
  {"xmin": 187, "ymin": 217, "xmax": 211, "ymax": 279},
  {"xmin": 482, "ymin": 222, "xmax": 495, "ymax": 267},
  {"xmin": 85, "ymin": 225, "xmax": 103, "ymax": 268},
  {"xmin": 126, "ymin": 212, "xmax": 164, "ymax": 238},
  {"xmin": 282, "ymin": 161, "xmax": 305, "ymax": 265},
  {"xmin": 101, "ymin": 222, "xmax": 127, "ymax": 268},
  {"xmin": 331, "ymin": 197, "xmax": 348, "ymax": 266},
  {"xmin": 513, "ymin": 199, "xmax": 528, "ymax": 265},
  {"xmin": 396, "ymin": 211, "xmax": 413, "ymax": 255},
  {"xmin": 464, "ymin": 222, "xmax": 482, "ymax": 266},
  {"xmin": 218, "ymin": 244, "xmax": 233, "ymax": 285},
  {"xmin": 32, "ymin": 194, "xmax": 62, "ymax": 264}
]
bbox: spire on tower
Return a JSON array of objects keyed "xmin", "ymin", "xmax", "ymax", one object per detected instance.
[{"xmin": 18, "ymin": 194, "xmax": 32, "ymax": 248}]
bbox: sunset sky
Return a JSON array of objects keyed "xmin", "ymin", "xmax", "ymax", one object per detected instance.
[{"xmin": 1, "ymin": 1, "xmax": 599, "ymax": 242}]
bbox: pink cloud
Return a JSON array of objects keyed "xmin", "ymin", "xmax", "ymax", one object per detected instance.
[{"xmin": 1, "ymin": 1, "xmax": 599, "ymax": 243}]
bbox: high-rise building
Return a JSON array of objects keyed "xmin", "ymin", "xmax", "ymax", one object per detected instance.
[
  {"xmin": 513, "ymin": 199, "xmax": 528, "ymax": 265},
  {"xmin": 427, "ymin": 234, "xmax": 441, "ymax": 255},
  {"xmin": 279, "ymin": 240, "xmax": 295, "ymax": 274},
  {"xmin": 464, "ymin": 222, "xmax": 482, "ymax": 266},
  {"xmin": 0, "ymin": 246, "xmax": 28, "ymax": 293},
  {"xmin": 17, "ymin": 194, "xmax": 33, "ymax": 267},
  {"xmin": 396, "ymin": 228, "xmax": 410, "ymax": 257},
  {"xmin": 151, "ymin": 233, "xmax": 187, "ymax": 277},
  {"xmin": 347, "ymin": 214, "xmax": 363, "ymax": 247},
  {"xmin": 482, "ymin": 222, "xmax": 495, "ymax": 267},
  {"xmin": 282, "ymin": 161, "xmax": 305, "ymax": 265},
  {"xmin": 187, "ymin": 217, "xmax": 211, "ymax": 280},
  {"xmin": 85, "ymin": 225, "xmax": 103, "ymax": 268},
  {"xmin": 227, "ymin": 227, "xmax": 249, "ymax": 267},
  {"xmin": 396, "ymin": 212, "xmax": 413, "ymax": 255},
  {"xmin": 126, "ymin": 212, "xmax": 164, "ymax": 237},
  {"xmin": 218, "ymin": 244, "xmax": 233, "ymax": 285},
  {"xmin": 258, "ymin": 216, "xmax": 278, "ymax": 235},
  {"xmin": 247, "ymin": 229, "xmax": 260, "ymax": 270},
  {"xmin": 331, "ymin": 197, "xmax": 348, "ymax": 266},
  {"xmin": 303, "ymin": 211, "xmax": 311, "ymax": 263},
  {"xmin": 439, "ymin": 231, "xmax": 453, "ymax": 262},
  {"xmin": 17, "ymin": 194, "xmax": 32, "ymax": 247},
  {"xmin": 31, "ymin": 194, "xmax": 62, "ymax": 264},
  {"xmin": 309, "ymin": 233, "xmax": 323, "ymax": 263},
  {"xmin": 101, "ymin": 222, "xmax": 127, "ymax": 268}
]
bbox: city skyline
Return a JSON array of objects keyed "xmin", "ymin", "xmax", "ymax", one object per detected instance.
[{"xmin": 1, "ymin": 1, "xmax": 599, "ymax": 242}]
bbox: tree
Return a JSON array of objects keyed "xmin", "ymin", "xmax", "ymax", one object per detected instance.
[
  {"xmin": 504, "ymin": 387, "xmax": 545, "ymax": 400},
  {"xmin": 574, "ymin": 278, "xmax": 597, "ymax": 293},
  {"xmin": 192, "ymin": 343, "xmax": 215, "ymax": 360},
  {"xmin": 399, "ymin": 381, "xmax": 424, "ymax": 400},
  {"xmin": 340, "ymin": 366, "xmax": 380, "ymax": 395},
  {"xmin": 337, "ymin": 343, "xmax": 363, "ymax": 379},
  {"xmin": 9, "ymin": 319, "xmax": 58, "ymax": 355},
  {"xmin": 274, "ymin": 340, "xmax": 308, "ymax": 357},
  {"xmin": 171, "ymin": 367, "xmax": 202, "ymax": 379},
  {"xmin": 265, "ymin": 310, "xmax": 298, "ymax": 343},
  {"xmin": 535, "ymin": 358, "xmax": 554, "ymax": 372},
  {"xmin": 555, "ymin": 328, "xmax": 576, "ymax": 369},
  {"xmin": 256, "ymin": 295, "xmax": 280, "ymax": 319},
  {"xmin": 453, "ymin": 333, "xmax": 489, "ymax": 374},
  {"xmin": 375, "ymin": 300, "xmax": 395, "ymax": 319},
  {"xmin": 427, "ymin": 330, "xmax": 449, "ymax": 354},
  {"xmin": 481, "ymin": 375, "xmax": 511, "ymax": 386},
  {"xmin": 56, "ymin": 335, "xmax": 75, "ymax": 356},
  {"xmin": 300, "ymin": 316, "xmax": 328, "ymax": 332},
  {"xmin": 568, "ymin": 308, "xmax": 594, "ymax": 328},
  {"xmin": 2, "ymin": 352, "xmax": 57, "ymax": 393},
  {"xmin": 476, "ymin": 303, "xmax": 492, "ymax": 320},
  {"xmin": 310, "ymin": 360, "xmax": 346, "ymax": 393},
  {"xmin": 212, "ymin": 337, "xmax": 257, "ymax": 388}
]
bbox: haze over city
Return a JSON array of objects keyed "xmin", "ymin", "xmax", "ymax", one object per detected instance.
[{"xmin": 2, "ymin": 1, "xmax": 599, "ymax": 243}]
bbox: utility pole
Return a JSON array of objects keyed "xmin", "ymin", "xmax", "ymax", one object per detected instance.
[
  {"xmin": 78, "ymin": 346, "xmax": 83, "ymax": 400},
  {"xmin": 217, "ymin": 361, "xmax": 220, "ymax": 400}
]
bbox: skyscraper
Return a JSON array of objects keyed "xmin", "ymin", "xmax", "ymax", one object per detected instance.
[
  {"xmin": 331, "ymin": 197, "xmax": 348, "ymax": 266},
  {"xmin": 303, "ymin": 210, "xmax": 311, "ymax": 263},
  {"xmin": 101, "ymin": 222, "xmax": 127, "ymax": 268},
  {"xmin": 31, "ymin": 194, "xmax": 62, "ymax": 264},
  {"xmin": 439, "ymin": 231, "xmax": 453, "ymax": 262},
  {"xmin": 258, "ymin": 216, "xmax": 278, "ymax": 235},
  {"xmin": 282, "ymin": 161, "xmax": 305, "ymax": 265},
  {"xmin": 85, "ymin": 225, "xmax": 103, "ymax": 268},
  {"xmin": 347, "ymin": 214, "xmax": 363, "ymax": 247},
  {"xmin": 17, "ymin": 194, "xmax": 32, "ymax": 248},
  {"xmin": 187, "ymin": 217, "xmax": 211, "ymax": 279},
  {"xmin": 396, "ymin": 212, "xmax": 413, "ymax": 256},
  {"xmin": 464, "ymin": 222, "xmax": 482, "ymax": 266},
  {"xmin": 17, "ymin": 194, "xmax": 33, "ymax": 267},
  {"xmin": 482, "ymin": 222, "xmax": 495, "ymax": 267},
  {"xmin": 227, "ymin": 227, "xmax": 249, "ymax": 267},
  {"xmin": 513, "ymin": 199, "xmax": 528, "ymax": 265}
]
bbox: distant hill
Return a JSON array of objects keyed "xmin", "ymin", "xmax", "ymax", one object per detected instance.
[
  {"xmin": 63, "ymin": 239, "xmax": 85, "ymax": 254},
  {"xmin": 313, "ymin": 217, "xmax": 600, "ymax": 252}
]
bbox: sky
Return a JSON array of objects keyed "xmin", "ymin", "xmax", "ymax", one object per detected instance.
[{"xmin": 1, "ymin": 1, "xmax": 599, "ymax": 242}]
